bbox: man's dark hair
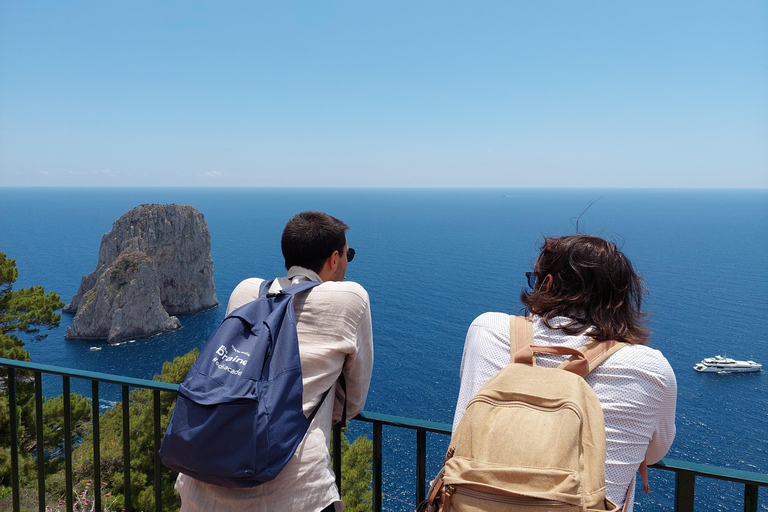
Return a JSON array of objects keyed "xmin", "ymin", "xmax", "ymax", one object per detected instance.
[
  {"xmin": 281, "ymin": 211, "xmax": 349, "ymax": 273},
  {"xmin": 520, "ymin": 235, "xmax": 649, "ymax": 345}
]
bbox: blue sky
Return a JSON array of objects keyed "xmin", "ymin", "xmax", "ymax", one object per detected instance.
[{"xmin": 1, "ymin": 1, "xmax": 766, "ymax": 188}]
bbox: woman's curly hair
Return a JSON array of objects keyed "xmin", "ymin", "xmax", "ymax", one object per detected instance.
[{"xmin": 520, "ymin": 235, "xmax": 649, "ymax": 345}]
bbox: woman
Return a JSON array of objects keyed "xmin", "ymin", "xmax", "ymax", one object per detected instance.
[{"xmin": 452, "ymin": 235, "xmax": 677, "ymax": 511}]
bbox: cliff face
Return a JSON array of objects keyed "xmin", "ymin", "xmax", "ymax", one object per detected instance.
[
  {"xmin": 65, "ymin": 247, "xmax": 181, "ymax": 342},
  {"xmin": 65, "ymin": 204, "xmax": 218, "ymax": 343}
]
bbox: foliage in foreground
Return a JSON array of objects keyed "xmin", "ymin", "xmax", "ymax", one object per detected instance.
[
  {"xmin": 0, "ymin": 251, "xmax": 65, "ymax": 365},
  {"xmin": 335, "ymin": 429, "xmax": 374, "ymax": 512},
  {"xmin": 0, "ymin": 251, "xmax": 88, "ymax": 495}
]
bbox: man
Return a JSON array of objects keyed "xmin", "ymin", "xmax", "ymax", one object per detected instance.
[
  {"xmin": 176, "ymin": 211, "xmax": 374, "ymax": 512},
  {"xmin": 452, "ymin": 235, "xmax": 676, "ymax": 512}
]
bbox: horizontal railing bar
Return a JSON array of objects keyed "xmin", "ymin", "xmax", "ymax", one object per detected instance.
[
  {"xmin": 0, "ymin": 357, "xmax": 178, "ymax": 391},
  {"xmin": 651, "ymin": 459, "xmax": 768, "ymax": 487},
  {"xmin": 354, "ymin": 410, "xmax": 451, "ymax": 435}
]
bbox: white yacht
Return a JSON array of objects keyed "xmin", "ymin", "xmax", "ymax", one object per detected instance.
[{"xmin": 694, "ymin": 355, "xmax": 762, "ymax": 373}]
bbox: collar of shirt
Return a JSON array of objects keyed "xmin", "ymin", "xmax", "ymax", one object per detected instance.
[
  {"xmin": 268, "ymin": 266, "xmax": 323, "ymax": 294},
  {"xmin": 542, "ymin": 315, "xmax": 585, "ymax": 328},
  {"xmin": 533, "ymin": 315, "xmax": 597, "ymax": 339}
]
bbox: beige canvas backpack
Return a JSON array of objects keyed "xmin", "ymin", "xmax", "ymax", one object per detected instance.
[{"xmin": 421, "ymin": 316, "xmax": 629, "ymax": 512}]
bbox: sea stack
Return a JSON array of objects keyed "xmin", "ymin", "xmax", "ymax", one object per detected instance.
[{"xmin": 65, "ymin": 204, "xmax": 218, "ymax": 343}]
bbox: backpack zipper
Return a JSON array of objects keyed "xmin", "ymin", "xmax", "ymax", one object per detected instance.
[
  {"xmin": 467, "ymin": 396, "xmax": 583, "ymax": 420},
  {"xmin": 452, "ymin": 486, "xmax": 570, "ymax": 507}
]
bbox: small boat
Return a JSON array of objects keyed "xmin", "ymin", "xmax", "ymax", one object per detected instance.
[
  {"xmin": 90, "ymin": 346, "xmax": 102, "ymax": 351},
  {"xmin": 694, "ymin": 355, "xmax": 761, "ymax": 373}
]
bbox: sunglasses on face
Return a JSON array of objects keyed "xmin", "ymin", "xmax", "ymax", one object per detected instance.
[
  {"xmin": 345, "ymin": 248, "xmax": 355, "ymax": 262},
  {"xmin": 525, "ymin": 272, "xmax": 538, "ymax": 289}
]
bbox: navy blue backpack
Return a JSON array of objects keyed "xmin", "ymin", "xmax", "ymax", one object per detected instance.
[{"xmin": 159, "ymin": 279, "xmax": 327, "ymax": 487}]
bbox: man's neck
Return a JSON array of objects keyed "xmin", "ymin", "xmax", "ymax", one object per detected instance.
[{"xmin": 286, "ymin": 266, "xmax": 323, "ymax": 283}]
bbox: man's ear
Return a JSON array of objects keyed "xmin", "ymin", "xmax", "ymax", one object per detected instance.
[
  {"xmin": 318, "ymin": 250, "xmax": 341, "ymax": 282},
  {"xmin": 543, "ymin": 274, "xmax": 553, "ymax": 293},
  {"xmin": 329, "ymin": 250, "xmax": 340, "ymax": 269}
]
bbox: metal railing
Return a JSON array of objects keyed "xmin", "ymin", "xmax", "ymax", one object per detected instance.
[
  {"xmin": 2, "ymin": 357, "xmax": 767, "ymax": 512},
  {"xmin": 2, "ymin": 358, "xmax": 178, "ymax": 512}
]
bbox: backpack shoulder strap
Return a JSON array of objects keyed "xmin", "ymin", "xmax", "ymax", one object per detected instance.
[
  {"xmin": 510, "ymin": 315, "xmax": 628, "ymax": 376},
  {"xmin": 258, "ymin": 278, "xmax": 272, "ymax": 297},
  {"xmin": 557, "ymin": 338, "xmax": 629, "ymax": 375},
  {"xmin": 509, "ymin": 315, "xmax": 534, "ymax": 363},
  {"xmin": 265, "ymin": 279, "xmax": 320, "ymax": 298}
]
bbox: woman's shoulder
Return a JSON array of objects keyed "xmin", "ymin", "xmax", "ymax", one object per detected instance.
[
  {"xmin": 470, "ymin": 311, "xmax": 513, "ymax": 330},
  {"xmin": 603, "ymin": 342, "xmax": 676, "ymax": 380}
]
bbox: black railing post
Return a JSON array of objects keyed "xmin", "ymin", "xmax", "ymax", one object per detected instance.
[
  {"xmin": 674, "ymin": 470, "xmax": 695, "ymax": 512},
  {"xmin": 416, "ymin": 429, "xmax": 427, "ymax": 505},
  {"xmin": 333, "ymin": 422, "xmax": 342, "ymax": 491},
  {"xmin": 153, "ymin": 390, "xmax": 162, "ymax": 512},
  {"xmin": 92, "ymin": 381, "xmax": 101, "ymax": 512},
  {"xmin": 744, "ymin": 483, "xmax": 758, "ymax": 512},
  {"xmin": 122, "ymin": 385, "xmax": 132, "ymax": 512},
  {"xmin": 63, "ymin": 377, "xmax": 73, "ymax": 512},
  {"xmin": 373, "ymin": 422, "xmax": 382, "ymax": 512},
  {"xmin": 35, "ymin": 372, "xmax": 45, "ymax": 512},
  {"xmin": 8, "ymin": 367, "xmax": 20, "ymax": 512}
]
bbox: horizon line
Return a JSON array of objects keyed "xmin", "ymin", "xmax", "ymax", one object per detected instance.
[{"xmin": 1, "ymin": 185, "xmax": 767, "ymax": 191}]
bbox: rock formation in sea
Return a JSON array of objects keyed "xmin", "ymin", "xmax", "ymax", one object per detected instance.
[{"xmin": 64, "ymin": 204, "xmax": 218, "ymax": 343}]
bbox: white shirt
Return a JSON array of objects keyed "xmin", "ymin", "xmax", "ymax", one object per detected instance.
[
  {"xmin": 452, "ymin": 313, "xmax": 677, "ymax": 512},
  {"xmin": 176, "ymin": 267, "xmax": 374, "ymax": 512}
]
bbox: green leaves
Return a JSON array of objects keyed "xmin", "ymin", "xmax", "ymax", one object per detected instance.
[
  {"xmin": 0, "ymin": 251, "xmax": 65, "ymax": 344},
  {"xmin": 39, "ymin": 394, "xmax": 92, "ymax": 452},
  {"xmin": 0, "ymin": 286, "xmax": 66, "ymax": 339},
  {"xmin": 0, "ymin": 253, "xmax": 19, "ymax": 294},
  {"xmin": 332, "ymin": 427, "xmax": 374, "ymax": 512},
  {"xmin": 0, "ymin": 333, "xmax": 32, "ymax": 362}
]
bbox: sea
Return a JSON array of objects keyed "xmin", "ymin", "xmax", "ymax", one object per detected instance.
[{"xmin": 0, "ymin": 187, "xmax": 766, "ymax": 511}]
